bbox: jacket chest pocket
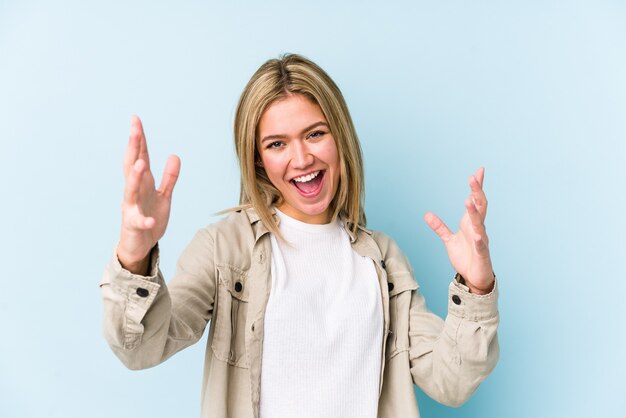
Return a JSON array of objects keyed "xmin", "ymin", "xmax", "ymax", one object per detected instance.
[
  {"xmin": 386, "ymin": 272, "xmax": 418, "ymax": 358},
  {"xmin": 211, "ymin": 265, "xmax": 250, "ymax": 368}
]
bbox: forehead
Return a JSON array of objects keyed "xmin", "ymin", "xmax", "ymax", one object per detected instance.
[{"xmin": 258, "ymin": 94, "xmax": 327, "ymax": 136}]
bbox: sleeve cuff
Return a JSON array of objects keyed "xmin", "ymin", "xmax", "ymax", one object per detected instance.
[
  {"xmin": 100, "ymin": 244, "xmax": 162, "ymax": 323},
  {"xmin": 448, "ymin": 277, "xmax": 498, "ymax": 321},
  {"xmin": 110, "ymin": 244, "xmax": 161, "ymax": 280}
]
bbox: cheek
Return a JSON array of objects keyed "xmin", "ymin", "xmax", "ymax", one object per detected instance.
[
  {"xmin": 315, "ymin": 138, "xmax": 340, "ymax": 168},
  {"xmin": 325, "ymin": 145, "xmax": 340, "ymax": 174},
  {"xmin": 261, "ymin": 154, "xmax": 288, "ymax": 182}
]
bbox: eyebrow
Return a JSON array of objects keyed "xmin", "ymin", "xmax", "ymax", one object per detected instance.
[{"xmin": 260, "ymin": 121, "xmax": 329, "ymax": 144}]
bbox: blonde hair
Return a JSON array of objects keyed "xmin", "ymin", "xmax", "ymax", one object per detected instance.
[{"xmin": 233, "ymin": 53, "xmax": 366, "ymax": 237}]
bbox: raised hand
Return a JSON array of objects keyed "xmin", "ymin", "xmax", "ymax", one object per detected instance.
[
  {"xmin": 424, "ymin": 167, "xmax": 495, "ymax": 295},
  {"xmin": 117, "ymin": 116, "xmax": 181, "ymax": 274}
]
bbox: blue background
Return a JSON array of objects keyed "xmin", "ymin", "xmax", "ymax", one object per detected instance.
[{"xmin": 1, "ymin": 1, "xmax": 625, "ymax": 417}]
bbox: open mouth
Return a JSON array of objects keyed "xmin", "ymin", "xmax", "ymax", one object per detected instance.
[{"xmin": 291, "ymin": 170, "xmax": 325, "ymax": 196}]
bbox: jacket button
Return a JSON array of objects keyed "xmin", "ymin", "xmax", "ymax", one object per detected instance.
[
  {"xmin": 136, "ymin": 288, "xmax": 149, "ymax": 298},
  {"xmin": 381, "ymin": 260, "xmax": 386, "ymax": 269},
  {"xmin": 388, "ymin": 282, "xmax": 394, "ymax": 292},
  {"xmin": 452, "ymin": 295, "xmax": 461, "ymax": 305},
  {"xmin": 234, "ymin": 282, "xmax": 243, "ymax": 292}
]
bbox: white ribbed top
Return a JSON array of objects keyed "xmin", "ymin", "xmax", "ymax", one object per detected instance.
[{"xmin": 260, "ymin": 209, "xmax": 383, "ymax": 418}]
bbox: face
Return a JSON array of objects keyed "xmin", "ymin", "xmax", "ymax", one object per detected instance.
[{"xmin": 257, "ymin": 94, "xmax": 340, "ymax": 224}]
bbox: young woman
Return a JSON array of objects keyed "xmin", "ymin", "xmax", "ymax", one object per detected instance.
[{"xmin": 101, "ymin": 54, "xmax": 499, "ymax": 418}]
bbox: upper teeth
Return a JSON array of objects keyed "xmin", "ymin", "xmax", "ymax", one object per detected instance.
[{"xmin": 293, "ymin": 171, "xmax": 320, "ymax": 183}]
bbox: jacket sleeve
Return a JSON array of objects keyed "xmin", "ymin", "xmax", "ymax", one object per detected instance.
[
  {"xmin": 409, "ymin": 279, "xmax": 499, "ymax": 406},
  {"xmin": 99, "ymin": 228, "xmax": 216, "ymax": 370},
  {"xmin": 377, "ymin": 232, "xmax": 499, "ymax": 407}
]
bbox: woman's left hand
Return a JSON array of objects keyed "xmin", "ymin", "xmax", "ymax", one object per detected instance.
[{"xmin": 424, "ymin": 167, "xmax": 495, "ymax": 295}]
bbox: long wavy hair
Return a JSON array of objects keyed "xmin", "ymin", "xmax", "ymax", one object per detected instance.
[{"xmin": 233, "ymin": 53, "xmax": 366, "ymax": 237}]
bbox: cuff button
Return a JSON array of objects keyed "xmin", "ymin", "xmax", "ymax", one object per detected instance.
[
  {"xmin": 136, "ymin": 287, "xmax": 149, "ymax": 298},
  {"xmin": 452, "ymin": 295, "xmax": 461, "ymax": 305}
]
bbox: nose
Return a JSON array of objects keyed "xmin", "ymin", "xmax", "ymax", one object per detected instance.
[{"xmin": 290, "ymin": 140, "xmax": 314, "ymax": 169}]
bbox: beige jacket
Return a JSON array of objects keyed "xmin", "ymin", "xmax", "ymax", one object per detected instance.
[{"xmin": 100, "ymin": 208, "xmax": 499, "ymax": 418}]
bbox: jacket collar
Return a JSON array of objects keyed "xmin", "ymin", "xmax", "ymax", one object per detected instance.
[{"xmin": 243, "ymin": 206, "xmax": 372, "ymax": 243}]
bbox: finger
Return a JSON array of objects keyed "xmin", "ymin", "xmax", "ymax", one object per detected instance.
[
  {"xmin": 123, "ymin": 116, "xmax": 141, "ymax": 177},
  {"xmin": 123, "ymin": 159, "xmax": 147, "ymax": 205},
  {"xmin": 475, "ymin": 166, "xmax": 485, "ymax": 187},
  {"xmin": 158, "ymin": 155, "xmax": 181, "ymax": 199},
  {"xmin": 469, "ymin": 175, "xmax": 488, "ymax": 219},
  {"xmin": 424, "ymin": 212, "xmax": 454, "ymax": 243},
  {"xmin": 465, "ymin": 198, "xmax": 487, "ymax": 236},
  {"xmin": 134, "ymin": 115, "xmax": 151, "ymax": 170},
  {"xmin": 466, "ymin": 198, "xmax": 490, "ymax": 254}
]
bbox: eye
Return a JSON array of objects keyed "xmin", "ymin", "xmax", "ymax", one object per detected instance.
[
  {"xmin": 307, "ymin": 130, "xmax": 326, "ymax": 140},
  {"xmin": 266, "ymin": 141, "xmax": 284, "ymax": 149}
]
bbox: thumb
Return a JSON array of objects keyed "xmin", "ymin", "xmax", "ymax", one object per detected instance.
[{"xmin": 424, "ymin": 212, "xmax": 453, "ymax": 243}]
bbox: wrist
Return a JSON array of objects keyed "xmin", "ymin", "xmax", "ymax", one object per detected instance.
[
  {"xmin": 455, "ymin": 272, "xmax": 495, "ymax": 295},
  {"xmin": 116, "ymin": 247, "xmax": 152, "ymax": 275}
]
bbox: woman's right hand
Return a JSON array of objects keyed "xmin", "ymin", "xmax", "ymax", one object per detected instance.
[{"xmin": 117, "ymin": 115, "xmax": 181, "ymax": 274}]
